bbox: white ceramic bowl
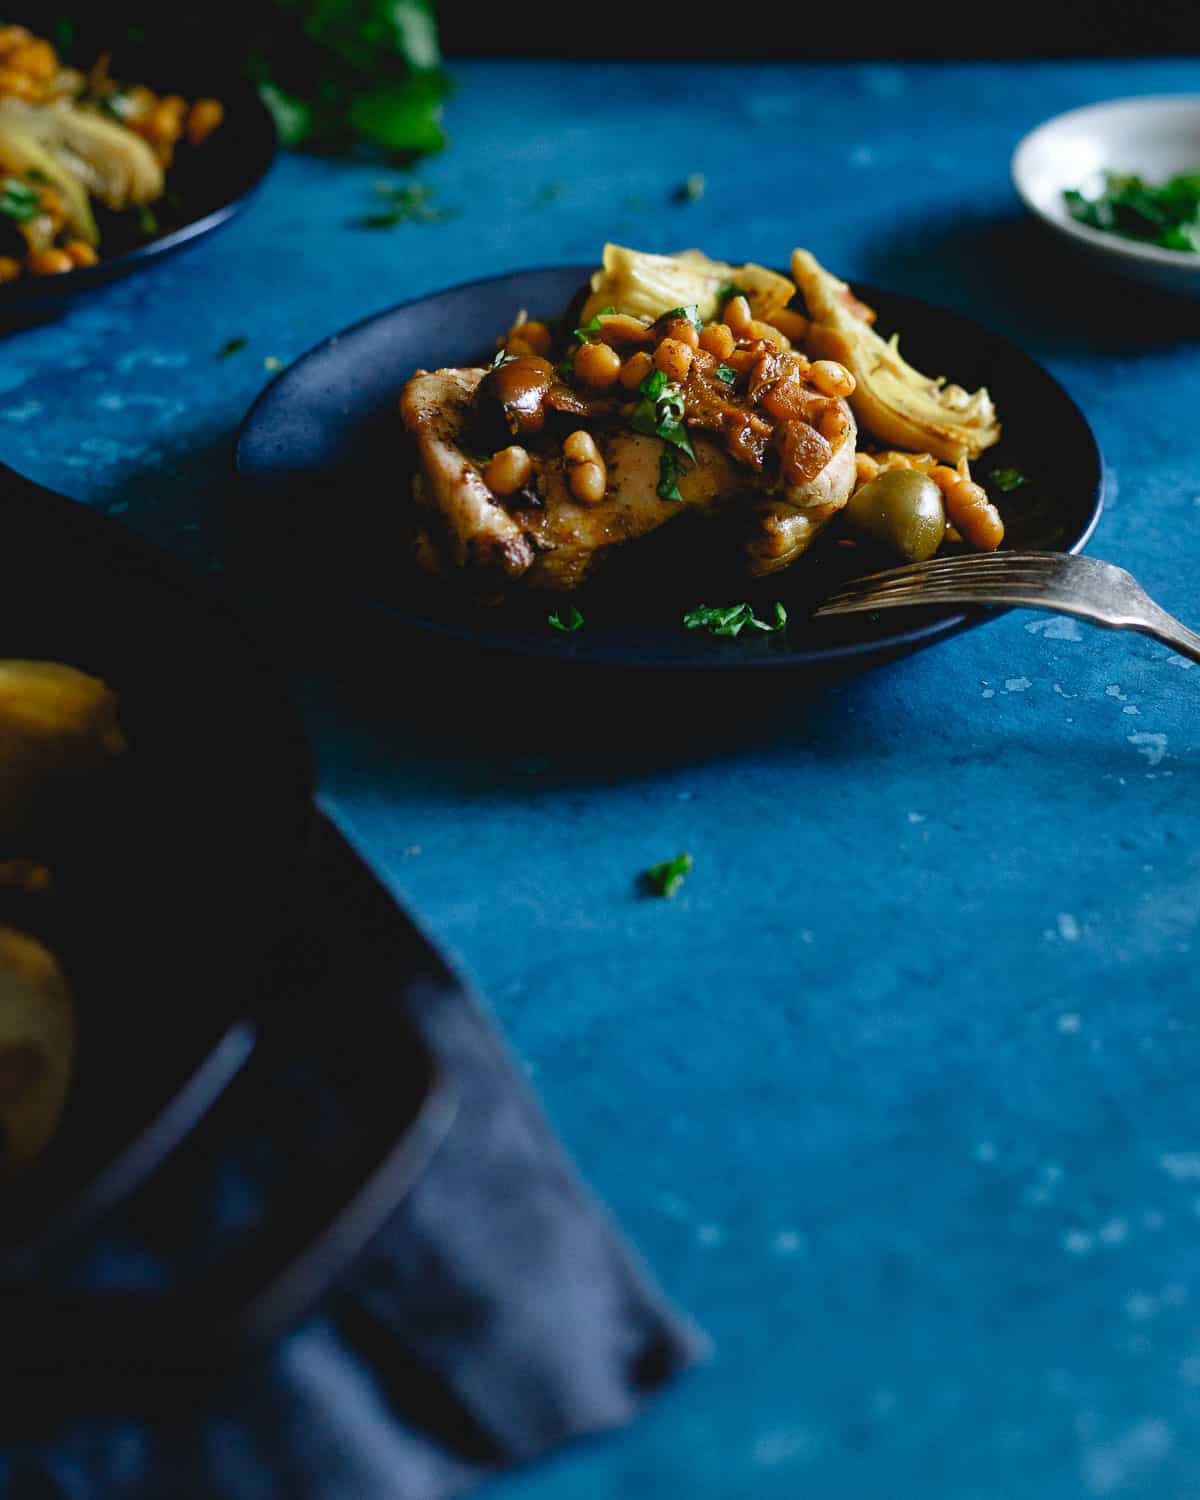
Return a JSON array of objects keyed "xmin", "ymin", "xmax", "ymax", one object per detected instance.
[{"xmin": 1012, "ymin": 95, "xmax": 1200, "ymax": 296}]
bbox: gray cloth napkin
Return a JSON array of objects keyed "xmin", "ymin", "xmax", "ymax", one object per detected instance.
[{"xmin": 0, "ymin": 812, "xmax": 707, "ymax": 1500}]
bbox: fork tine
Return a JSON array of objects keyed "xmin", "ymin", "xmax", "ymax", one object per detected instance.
[
  {"xmin": 815, "ymin": 590, "xmax": 1086, "ymax": 616},
  {"xmin": 836, "ymin": 551, "xmax": 1065, "ymax": 588},
  {"xmin": 817, "ymin": 572, "xmax": 1060, "ymax": 609}
]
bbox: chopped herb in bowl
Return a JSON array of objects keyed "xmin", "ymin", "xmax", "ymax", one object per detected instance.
[{"xmin": 1064, "ymin": 171, "xmax": 1200, "ymax": 252}]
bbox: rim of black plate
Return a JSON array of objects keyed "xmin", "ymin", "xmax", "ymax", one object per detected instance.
[{"xmin": 236, "ymin": 263, "xmax": 1107, "ymax": 671}]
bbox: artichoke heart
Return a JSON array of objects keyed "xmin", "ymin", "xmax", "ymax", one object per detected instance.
[
  {"xmin": 0, "ymin": 923, "xmax": 76, "ymax": 1173},
  {"xmin": 580, "ymin": 243, "xmax": 796, "ymax": 326},
  {"xmin": 791, "ymin": 247, "xmax": 1000, "ymax": 463}
]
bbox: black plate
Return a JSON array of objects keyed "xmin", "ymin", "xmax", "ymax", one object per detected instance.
[
  {"xmin": 0, "ymin": 25, "xmax": 276, "ymax": 314},
  {"xmin": 235, "ymin": 265, "xmax": 1104, "ymax": 672}
]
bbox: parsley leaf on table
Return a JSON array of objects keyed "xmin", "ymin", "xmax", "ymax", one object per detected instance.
[
  {"xmin": 644, "ymin": 851, "xmax": 693, "ymax": 899},
  {"xmin": 360, "ymin": 180, "xmax": 450, "ymax": 227}
]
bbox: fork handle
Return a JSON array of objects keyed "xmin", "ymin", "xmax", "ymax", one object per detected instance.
[{"xmin": 1136, "ymin": 603, "xmax": 1200, "ymax": 666}]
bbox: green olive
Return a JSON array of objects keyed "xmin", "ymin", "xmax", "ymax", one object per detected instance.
[{"xmin": 845, "ymin": 468, "xmax": 946, "ymax": 562}]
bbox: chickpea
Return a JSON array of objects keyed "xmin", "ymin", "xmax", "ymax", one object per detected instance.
[
  {"xmin": 504, "ymin": 335, "xmax": 536, "ymax": 357},
  {"xmin": 563, "ymin": 429, "xmax": 607, "ymax": 505},
  {"xmin": 27, "ymin": 249, "xmax": 72, "ymax": 276},
  {"xmin": 511, "ymin": 319, "xmax": 550, "ymax": 357},
  {"xmin": 772, "ymin": 308, "xmax": 810, "ymax": 342},
  {"xmin": 620, "ymin": 350, "xmax": 654, "ymax": 390},
  {"xmin": 653, "ymin": 337, "xmax": 694, "ymax": 383},
  {"xmin": 698, "ymin": 322, "xmax": 735, "ymax": 360},
  {"xmin": 0, "ymin": 27, "xmax": 32, "ymax": 54},
  {"xmin": 186, "ymin": 97, "xmax": 225, "ymax": 147},
  {"xmin": 808, "ymin": 359, "xmax": 856, "ymax": 398},
  {"xmin": 928, "ymin": 465, "xmax": 962, "ymax": 496},
  {"xmin": 0, "ymin": 68, "xmax": 37, "ymax": 99},
  {"xmin": 9, "ymin": 40, "xmax": 57, "ymax": 82},
  {"xmin": 144, "ymin": 99, "xmax": 184, "ymax": 148},
  {"xmin": 660, "ymin": 316, "xmax": 699, "ymax": 349},
  {"xmin": 724, "ymin": 295, "xmax": 753, "ymax": 337},
  {"xmin": 568, "ymin": 461, "xmax": 606, "ymax": 505},
  {"xmin": 563, "ymin": 429, "xmax": 601, "ymax": 466},
  {"xmin": 943, "ymin": 478, "xmax": 1005, "ymax": 551},
  {"xmin": 483, "ymin": 445, "xmax": 533, "ymax": 497},
  {"xmin": 0, "ymin": 256, "xmax": 21, "ymax": 283},
  {"xmin": 64, "ymin": 241, "xmax": 99, "ymax": 268},
  {"xmin": 573, "ymin": 340, "xmax": 622, "ymax": 389},
  {"xmin": 879, "ymin": 451, "xmax": 914, "ymax": 470}
]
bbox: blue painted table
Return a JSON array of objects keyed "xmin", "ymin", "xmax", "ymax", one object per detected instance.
[{"xmin": 6, "ymin": 57, "xmax": 1200, "ymax": 1500}]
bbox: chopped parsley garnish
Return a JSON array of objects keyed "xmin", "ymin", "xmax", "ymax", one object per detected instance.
[
  {"xmin": 659, "ymin": 304, "xmax": 700, "ymax": 328},
  {"xmin": 990, "ymin": 466, "xmax": 1029, "ymax": 492},
  {"xmin": 1064, "ymin": 171, "xmax": 1200, "ymax": 251},
  {"xmin": 217, "ymin": 336, "xmax": 248, "ymax": 359},
  {"xmin": 644, "ymin": 850, "xmax": 692, "ymax": 899},
  {"xmin": 548, "ymin": 605, "xmax": 584, "ymax": 633},
  {"xmin": 490, "ymin": 347, "xmax": 518, "ymax": 369},
  {"xmin": 657, "ymin": 449, "xmax": 687, "ymax": 501},
  {"xmin": 573, "ymin": 305, "xmax": 616, "ymax": 343},
  {"xmin": 138, "ymin": 204, "xmax": 159, "ymax": 237},
  {"xmin": 632, "ymin": 367, "xmax": 696, "ymax": 461},
  {"xmin": 0, "ymin": 179, "xmax": 38, "ymax": 223},
  {"xmin": 716, "ymin": 281, "xmax": 746, "ymax": 309},
  {"xmin": 361, "ymin": 181, "xmax": 450, "ymax": 228},
  {"xmin": 716, "ymin": 363, "xmax": 736, "ymax": 384},
  {"xmin": 683, "ymin": 601, "xmax": 788, "ymax": 638}
]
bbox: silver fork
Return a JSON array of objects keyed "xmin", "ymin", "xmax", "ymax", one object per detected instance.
[{"xmin": 813, "ymin": 551, "xmax": 1200, "ymax": 665}]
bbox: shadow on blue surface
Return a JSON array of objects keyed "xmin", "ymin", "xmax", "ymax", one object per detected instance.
[{"xmin": 858, "ymin": 208, "xmax": 1200, "ymax": 356}]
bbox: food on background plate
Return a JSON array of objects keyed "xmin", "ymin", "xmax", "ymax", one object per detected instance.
[
  {"xmin": 1064, "ymin": 170, "xmax": 1200, "ymax": 252},
  {"xmin": 0, "ymin": 22, "xmax": 224, "ymax": 282},
  {"xmin": 399, "ymin": 243, "xmax": 1005, "ymax": 598},
  {"xmin": 0, "ymin": 659, "xmax": 128, "ymax": 1173}
]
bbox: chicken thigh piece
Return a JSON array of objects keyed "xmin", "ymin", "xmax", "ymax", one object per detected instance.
[{"xmin": 401, "ymin": 363, "xmax": 857, "ymax": 593}]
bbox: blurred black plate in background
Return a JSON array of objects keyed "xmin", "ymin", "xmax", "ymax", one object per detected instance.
[{"xmin": 0, "ymin": 15, "xmax": 276, "ymax": 313}]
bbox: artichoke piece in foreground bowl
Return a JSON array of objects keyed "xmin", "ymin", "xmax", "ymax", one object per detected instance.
[
  {"xmin": 0, "ymin": 923, "xmax": 76, "ymax": 1173},
  {"xmin": 0, "ymin": 660, "xmax": 128, "ymax": 846}
]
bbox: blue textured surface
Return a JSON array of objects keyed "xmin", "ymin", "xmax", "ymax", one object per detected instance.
[{"xmin": 7, "ymin": 57, "xmax": 1200, "ymax": 1500}]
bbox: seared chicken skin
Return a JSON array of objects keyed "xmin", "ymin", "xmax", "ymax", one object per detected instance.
[{"xmin": 401, "ymin": 337, "xmax": 857, "ymax": 593}]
